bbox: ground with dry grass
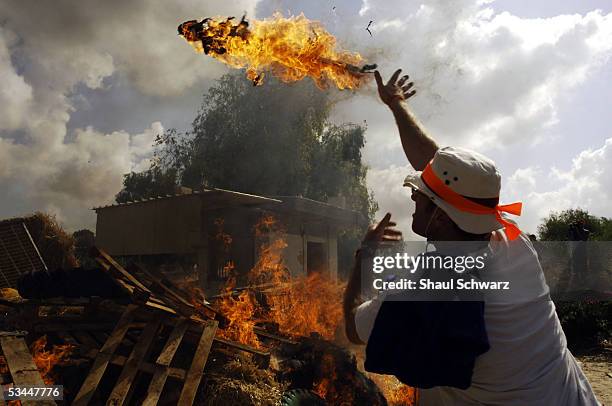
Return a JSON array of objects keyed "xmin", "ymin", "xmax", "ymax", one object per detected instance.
[{"xmin": 577, "ymin": 348, "xmax": 612, "ymax": 405}]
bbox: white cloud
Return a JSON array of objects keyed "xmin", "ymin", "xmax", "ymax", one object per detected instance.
[
  {"xmin": 0, "ymin": 0, "xmax": 255, "ymax": 229},
  {"xmin": 0, "ymin": 27, "xmax": 32, "ymax": 131},
  {"xmin": 0, "ymin": 122, "xmax": 161, "ymax": 230},
  {"xmin": 257, "ymin": 1, "xmax": 612, "ymax": 157},
  {"xmin": 504, "ymin": 137, "xmax": 612, "ymax": 234},
  {"xmin": 361, "ymin": 3, "xmax": 611, "ymax": 155}
]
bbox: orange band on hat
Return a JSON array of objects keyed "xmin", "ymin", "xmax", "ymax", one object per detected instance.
[{"xmin": 421, "ymin": 162, "xmax": 523, "ymax": 240}]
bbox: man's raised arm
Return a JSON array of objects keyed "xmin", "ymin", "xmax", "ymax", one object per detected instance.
[{"xmin": 374, "ymin": 69, "xmax": 438, "ymax": 171}]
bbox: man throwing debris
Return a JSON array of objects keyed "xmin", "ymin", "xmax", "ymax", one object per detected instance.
[{"xmin": 343, "ymin": 69, "xmax": 599, "ymax": 405}]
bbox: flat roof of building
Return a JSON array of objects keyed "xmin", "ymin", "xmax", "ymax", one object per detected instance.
[{"xmin": 94, "ymin": 188, "xmax": 282, "ymax": 211}]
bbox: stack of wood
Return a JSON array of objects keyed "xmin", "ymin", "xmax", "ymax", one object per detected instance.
[
  {"xmin": 0, "ymin": 247, "xmax": 293, "ymax": 405},
  {"xmin": 0, "ymin": 247, "xmax": 395, "ymax": 405}
]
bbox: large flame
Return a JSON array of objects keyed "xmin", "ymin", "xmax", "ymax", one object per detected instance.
[
  {"xmin": 249, "ymin": 215, "xmax": 289, "ymax": 286},
  {"xmin": 194, "ymin": 214, "xmax": 413, "ymax": 403},
  {"xmin": 211, "ymin": 214, "xmax": 344, "ymax": 346},
  {"xmin": 216, "ymin": 278, "xmax": 262, "ymax": 349},
  {"xmin": 267, "ymin": 272, "xmax": 344, "ymax": 340},
  {"xmin": 248, "ymin": 215, "xmax": 344, "ymax": 339},
  {"xmin": 178, "ymin": 13, "xmax": 372, "ymax": 89}
]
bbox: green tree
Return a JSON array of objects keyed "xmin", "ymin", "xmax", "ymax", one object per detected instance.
[
  {"xmin": 537, "ymin": 208, "xmax": 611, "ymax": 241},
  {"xmin": 115, "ymin": 167, "xmax": 178, "ymax": 203},
  {"xmin": 537, "ymin": 208, "xmax": 612, "ymax": 350},
  {"xmin": 182, "ymin": 73, "xmax": 328, "ymax": 197},
  {"xmin": 117, "ymin": 71, "xmax": 377, "ymax": 220}
]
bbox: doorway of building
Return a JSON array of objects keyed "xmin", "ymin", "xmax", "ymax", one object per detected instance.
[{"xmin": 307, "ymin": 241, "xmax": 328, "ymax": 275}]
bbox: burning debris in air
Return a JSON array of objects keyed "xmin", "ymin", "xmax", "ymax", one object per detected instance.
[{"xmin": 178, "ymin": 13, "xmax": 376, "ymax": 89}]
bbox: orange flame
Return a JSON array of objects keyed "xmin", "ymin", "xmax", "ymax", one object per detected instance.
[
  {"xmin": 251, "ymin": 215, "xmax": 345, "ymax": 339},
  {"xmin": 30, "ymin": 335, "xmax": 74, "ymax": 385},
  {"xmin": 267, "ymin": 272, "xmax": 344, "ymax": 340},
  {"xmin": 209, "ymin": 218, "xmax": 262, "ymax": 347},
  {"xmin": 216, "ymin": 278, "xmax": 262, "ymax": 349},
  {"xmin": 178, "ymin": 13, "xmax": 370, "ymax": 89},
  {"xmin": 387, "ymin": 385, "xmax": 418, "ymax": 406},
  {"xmin": 209, "ymin": 214, "xmax": 343, "ymax": 346},
  {"xmin": 367, "ymin": 373, "xmax": 417, "ymax": 406},
  {"xmin": 249, "ymin": 215, "xmax": 289, "ymax": 286}
]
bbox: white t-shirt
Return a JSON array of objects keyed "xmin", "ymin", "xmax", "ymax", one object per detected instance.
[{"xmin": 355, "ymin": 232, "xmax": 600, "ymax": 406}]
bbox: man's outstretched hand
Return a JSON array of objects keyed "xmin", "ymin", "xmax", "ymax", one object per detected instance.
[
  {"xmin": 362, "ymin": 212, "xmax": 403, "ymax": 244},
  {"xmin": 374, "ymin": 69, "xmax": 416, "ymax": 108},
  {"xmin": 345, "ymin": 212, "xmax": 401, "ymax": 345}
]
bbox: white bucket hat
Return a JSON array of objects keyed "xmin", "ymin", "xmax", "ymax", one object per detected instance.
[{"xmin": 404, "ymin": 147, "xmax": 522, "ymax": 238}]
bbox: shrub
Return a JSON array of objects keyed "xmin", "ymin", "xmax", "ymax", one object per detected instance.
[{"xmin": 555, "ymin": 300, "xmax": 611, "ymax": 351}]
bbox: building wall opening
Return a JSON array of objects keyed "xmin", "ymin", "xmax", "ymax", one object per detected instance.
[{"xmin": 307, "ymin": 241, "xmax": 328, "ymax": 275}]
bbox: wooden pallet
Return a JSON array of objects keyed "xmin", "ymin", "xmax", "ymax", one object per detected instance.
[
  {"xmin": 90, "ymin": 248, "xmax": 293, "ymax": 351},
  {"xmin": 90, "ymin": 248, "xmax": 217, "ymax": 321},
  {"xmin": 72, "ymin": 305, "xmax": 218, "ymax": 406},
  {"xmin": 0, "ymin": 331, "xmax": 56, "ymax": 406}
]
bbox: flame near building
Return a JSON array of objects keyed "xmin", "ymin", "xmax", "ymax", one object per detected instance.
[
  {"xmin": 213, "ymin": 215, "xmax": 344, "ymax": 348},
  {"xmin": 178, "ymin": 13, "xmax": 373, "ymax": 89},
  {"xmin": 209, "ymin": 214, "xmax": 417, "ymax": 404}
]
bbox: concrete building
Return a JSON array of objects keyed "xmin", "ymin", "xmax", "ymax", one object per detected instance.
[{"xmin": 94, "ymin": 188, "xmax": 362, "ymax": 294}]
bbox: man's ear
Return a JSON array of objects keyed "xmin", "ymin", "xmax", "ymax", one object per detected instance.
[{"xmin": 432, "ymin": 207, "xmax": 452, "ymax": 229}]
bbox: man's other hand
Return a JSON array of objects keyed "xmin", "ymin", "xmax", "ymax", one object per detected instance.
[
  {"xmin": 363, "ymin": 212, "xmax": 403, "ymax": 244},
  {"xmin": 374, "ymin": 69, "xmax": 416, "ymax": 108}
]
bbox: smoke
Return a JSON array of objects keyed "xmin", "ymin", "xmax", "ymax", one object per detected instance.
[{"xmin": 0, "ymin": 0, "xmax": 255, "ymax": 229}]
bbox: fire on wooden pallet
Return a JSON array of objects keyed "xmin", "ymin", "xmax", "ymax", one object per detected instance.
[{"xmin": 0, "ymin": 247, "xmax": 416, "ymax": 405}]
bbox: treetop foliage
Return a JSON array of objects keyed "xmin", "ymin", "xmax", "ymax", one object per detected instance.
[
  {"xmin": 116, "ymin": 71, "xmax": 377, "ymax": 220},
  {"xmin": 537, "ymin": 208, "xmax": 612, "ymax": 241}
]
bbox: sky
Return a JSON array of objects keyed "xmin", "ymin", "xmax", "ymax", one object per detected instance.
[{"xmin": 0, "ymin": 0, "xmax": 611, "ymax": 238}]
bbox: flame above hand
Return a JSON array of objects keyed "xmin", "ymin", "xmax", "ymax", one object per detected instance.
[{"xmin": 178, "ymin": 13, "xmax": 374, "ymax": 89}]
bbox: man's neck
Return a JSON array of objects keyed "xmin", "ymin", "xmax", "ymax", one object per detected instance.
[{"xmin": 427, "ymin": 232, "xmax": 491, "ymax": 254}]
